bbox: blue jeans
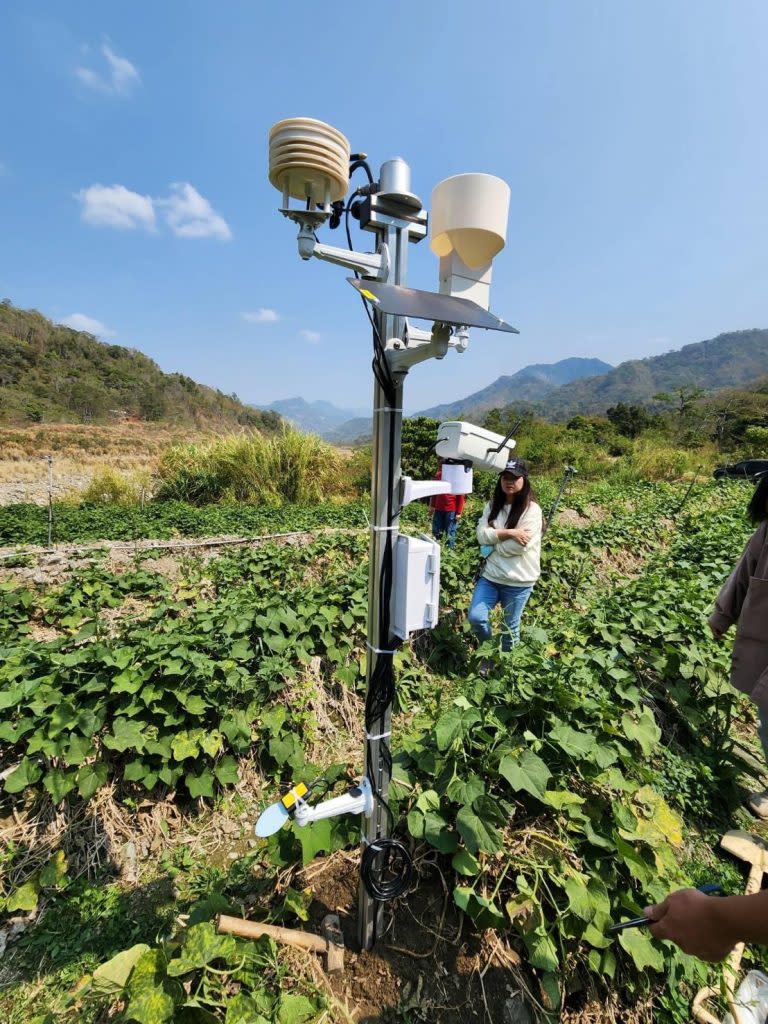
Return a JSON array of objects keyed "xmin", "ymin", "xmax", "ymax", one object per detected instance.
[
  {"xmin": 432, "ymin": 510, "xmax": 458, "ymax": 549},
  {"xmin": 468, "ymin": 576, "xmax": 533, "ymax": 651}
]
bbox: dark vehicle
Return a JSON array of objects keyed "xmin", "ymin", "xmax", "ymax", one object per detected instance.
[{"xmin": 713, "ymin": 459, "xmax": 768, "ymax": 480}]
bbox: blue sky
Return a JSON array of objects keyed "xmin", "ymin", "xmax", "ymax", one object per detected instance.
[{"xmin": 2, "ymin": 1, "xmax": 767, "ymax": 414}]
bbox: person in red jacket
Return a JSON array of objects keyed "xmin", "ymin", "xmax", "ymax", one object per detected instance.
[{"xmin": 430, "ymin": 460, "xmax": 465, "ymax": 549}]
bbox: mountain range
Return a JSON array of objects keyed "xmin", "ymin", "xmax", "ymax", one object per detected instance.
[
  {"xmin": 4, "ymin": 299, "xmax": 768, "ymax": 441},
  {"xmin": 264, "ymin": 397, "xmax": 369, "ymax": 436},
  {"xmin": 271, "ymin": 358, "xmax": 613, "ymax": 441},
  {"xmin": 307, "ymin": 330, "xmax": 768, "ymax": 439},
  {"xmin": 418, "ymin": 357, "xmax": 613, "ymax": 421},
  {"xmin": 538, "ymin": 329, "xmax": 768, "ymax": 419}
]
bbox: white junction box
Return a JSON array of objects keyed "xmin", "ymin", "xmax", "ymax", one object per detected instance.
[
  {"xmin": 392, "ymin": 534, "xmax": 441, "ymax": 640},
  {"xmin": 436, "ymin": 421, "xmax": 516, "ymax": 474}
]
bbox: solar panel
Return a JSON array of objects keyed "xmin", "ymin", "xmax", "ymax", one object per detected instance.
[{"xmin": 347, "ymin": 279, "xmax": 519, "ymax": 334}]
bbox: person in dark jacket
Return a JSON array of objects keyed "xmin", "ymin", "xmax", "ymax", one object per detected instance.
[
  {"xmin": 708, "ymin": 472, "xmax": 768, "ymax": 817},
  {"xmin": 430, "ymin": 459, "xmax": 466, "ymax": 549}
]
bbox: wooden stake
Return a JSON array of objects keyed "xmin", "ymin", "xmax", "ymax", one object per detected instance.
[{"xmin": 215, "ymin": 913, "xmax": 344, "ymax": 972}]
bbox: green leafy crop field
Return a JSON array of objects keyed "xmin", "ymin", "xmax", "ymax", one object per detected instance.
[{"xmin": 0, "ymin": 479, "xmax": 764, "ymax": 1024}]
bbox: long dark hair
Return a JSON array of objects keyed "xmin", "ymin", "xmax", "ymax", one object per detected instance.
[
  {"xmin": 748, "ymin": 474, "xmax": 768, "ymax": 524},
  {"xmin": 488, "ymin": 476, "xmax": 534, "ymax": 529}
]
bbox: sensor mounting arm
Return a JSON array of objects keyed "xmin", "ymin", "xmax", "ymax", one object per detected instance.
[{"xmin": 279, "ymin": 208, "xmax": 388, "ymax": 278}]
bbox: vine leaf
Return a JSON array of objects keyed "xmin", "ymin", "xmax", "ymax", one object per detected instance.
[{"xmin": 499, "ymin": 749, "xmax": 550, "ymax": 800}]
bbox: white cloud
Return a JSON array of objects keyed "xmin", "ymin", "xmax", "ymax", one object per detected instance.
[
  {"xmin": 75, "ymin": 181, "xmax": 230, "ymax": 240},
  {"xmin": 160, "ymin": 183, "xmax": 232, "ymax": 241},
  {"xmin": 76, "ymin": 43, "xmax": 140, "ymax": 96},
  {"xmin": 242, "ymin": 309, "xmax": 280, "ymax": 323},
  {"xmin": 76, "ymin": 183, "xmax": 156, "ymax": 230},
  {"xmin": 300, "ymin": 329, "xmax": 321, "ymax": 343},
  {"xmin": 61, "ymin": 313, "xmax": 116, "ymax": 338}
]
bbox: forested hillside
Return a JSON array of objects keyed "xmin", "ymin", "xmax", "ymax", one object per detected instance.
[
  {"xmin": 0, "ymin": 301, "xmax": 281, "ymax": 429},
  {"xmin": 542, "ymin": 328, "xmax": 768, "ymax": 417}
]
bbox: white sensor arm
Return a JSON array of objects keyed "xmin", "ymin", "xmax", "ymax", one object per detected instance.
[
  {"xmin": 280, "ymin": 208, "xmax": 389, "ymax": 278},
  {"xmin": 311, "ymin": 241, "xmax": 389, "ymax": 280},
  {"xmin": 294, "ymin": 778, "xmax": 374, "ymax": 828},
  {"xmin": 400, "ymin": 477, "xmax": 451, "ymax": 508}
]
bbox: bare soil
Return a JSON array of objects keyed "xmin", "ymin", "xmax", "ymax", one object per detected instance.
[
  {"xmin": 556, "ymin": 506, "xmax": 606, "ymax": 528},
  {"xmin": 304, "ymin": 856, "xmax": 524, "ymax": 1024}
]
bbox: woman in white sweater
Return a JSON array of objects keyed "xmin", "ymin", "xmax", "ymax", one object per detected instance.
[{"xmin": 468, "ymin": 458, "xmax": 542, "ymax": 651}]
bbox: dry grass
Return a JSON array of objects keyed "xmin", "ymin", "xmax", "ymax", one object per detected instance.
[
  {"xmin": 0, "ymin": 457, "xmax": 152, "ymax": 505},
  {"xmin": 0, "ymin": 423, "xmax": 357, "ymax": 506},
  {"xmin": 0, "ymin": 423, "xmax": 204, "ymax": 504},
  {"xmin": 0, "ymin": 422, "xmax": 211, "ymax": 460},
  {"xmin": 0, "ymin": 424, "xmax": 208, "ymax": 505}
]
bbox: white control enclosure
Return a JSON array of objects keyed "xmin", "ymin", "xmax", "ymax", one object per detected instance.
[
  {"xmin": 436, "ymin": 421, "xmax": 516, "ymax": 474},
  {"xmin": 392, "ymin": 534, "xmax": 441, "ymax": 640}
]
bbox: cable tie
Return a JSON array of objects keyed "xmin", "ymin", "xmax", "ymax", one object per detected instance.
[
  {"xmin": 370, "ymin": 524, "xmax": 399, "ymax": 532},
  {"xmin": 372, "ymin": 407, "xmax": 398, "ymax": 413},
  {"xmin": 366, "ymin": 641, "xmax": 398, "ymax": 655},
  {"xmin": 365, "ymin": 730, "xmax": 392, "ymax": 741}
]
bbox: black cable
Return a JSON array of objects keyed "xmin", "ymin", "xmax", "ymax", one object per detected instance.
[
  {"xmin": 361, "ymin": 362, "xmax": 413, "ymax": 916},
  {"xmin": 349, "ymin": 156, "xmax": 374, "ymax": 184},
  {"xmin": 345, "ymin": 193, "xmax": 394, "ymax": 395},
  {"xmin": 342, "ymin": 166, "xmax": 397, "ymax": 400},
  {"xmin": 361, "ymin": 837, "xmax": 413, "ymax": 901}
]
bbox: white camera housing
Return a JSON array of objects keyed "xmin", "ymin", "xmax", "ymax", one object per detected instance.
[{"xmin": 436, "ymin": 421, "xmax": 516, "ymax": 474}]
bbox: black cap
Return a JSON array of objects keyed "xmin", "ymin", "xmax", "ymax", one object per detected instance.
[{"xmin": 501, "ymin": 458, "xmax": 529, "ymax": 479}]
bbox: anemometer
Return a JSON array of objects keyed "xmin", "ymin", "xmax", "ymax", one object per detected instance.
[{"xmin": 255, "ymin": 117, "xmax": 517, "ymax": 949}]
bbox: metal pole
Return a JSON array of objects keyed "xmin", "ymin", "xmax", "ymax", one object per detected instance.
[
  {"xmin": 358, "ymin": 216, "xmax": 408, "ymax": 951},
  {"xmin": 674, "ymin": 464, "xmax": 702, "ymax": 518},
  {"xmin": 544, "ymin": 465, "xmax": 577, "ymax": 533},
  {"xmin": 46, "ymin": 455, "xmax": 53, "ymax": 547}
]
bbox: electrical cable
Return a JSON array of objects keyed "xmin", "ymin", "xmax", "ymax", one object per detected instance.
[
  {"xmin": 361, "ymin": 837, "xmax": 413, "ymax": 901},
  {"xmin": 361, "ymin": 357, "xmax": 413, "ymax": 916},
  {"xmin": 343, "ymin": 164, "xmax": 396, "ymax": 399},
  {"xmin": 349, "ymin": 156, "xmax": 374, "ymax": 185}
]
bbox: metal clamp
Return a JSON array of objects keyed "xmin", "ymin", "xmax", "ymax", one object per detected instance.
[{"xmin": 366, "ymin": 641, "xmax": 398, "ymax": 655}]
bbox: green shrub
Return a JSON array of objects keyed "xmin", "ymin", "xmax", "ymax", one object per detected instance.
[
  {"xmin": 625, "ymin": 441, "xmax": 696, "ymax": 481},
  {"xmin": 344, "ymin": 445, "xmax": 372, "ymax": 496},
  {"xmin": 80, "ymin": 468, "xmax": 143, "ymax": 505},
  {"xmin": 741, "ymin": 425, "xmax": 768, "ymax": 455}
]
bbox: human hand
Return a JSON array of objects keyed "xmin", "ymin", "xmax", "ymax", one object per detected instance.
[
  {"xmin": 513, "ymin": 527, "xmax": 532, "ymax": 546},
  {"xmin": 708, "ymin": 621, "xmax": 723, "ymax": 640},
  {"xmin": 644, "ymin": 889, "xmax": 735, "ymax": 961}
]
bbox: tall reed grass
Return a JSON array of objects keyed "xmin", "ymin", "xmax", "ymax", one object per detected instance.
[{"xmin": 154, "ymin": 427, "xmax": 347, "ymax": 505}]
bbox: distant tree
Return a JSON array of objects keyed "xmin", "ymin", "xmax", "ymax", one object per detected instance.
[
  {"xmin": 139, "ymin": 388, "xmax": 167, "ymax": 421},
  {"xmin": 68, "ymin": 382, "xmax": 108, "ymax": 421},
  {"xmin": 483, "ymin": 408, "xmax": 506, "ymax": 435},
  {"xmin": 401, "ymin": 416, "xmax": 441, "ymax": 480},
  {"xmin": 481, "ymin": 406, "xmax": 533, "ymax": 438},
  {"xmin": 606, "ymin": 402, "xmax": 655, "ymax": 438},
  {"xmin": 653, "ymin": 386, "xmax": 706, "ymax": 417}
]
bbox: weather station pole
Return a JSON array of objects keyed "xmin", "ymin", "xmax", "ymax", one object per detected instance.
[
  {"xmin": 256, "ymin": 118, "xmax": 517, "ymax": 952},
  {"xmin": 356, "ymin": 159, "xmax": 426, "ymax": 948}
]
